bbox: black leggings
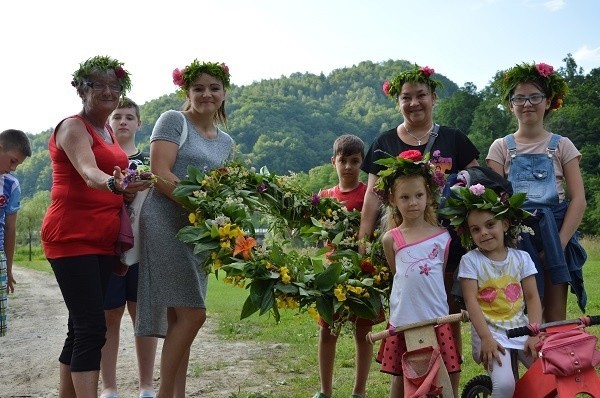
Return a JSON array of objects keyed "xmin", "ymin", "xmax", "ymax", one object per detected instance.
[{"xmin": 50, "ymin": 255, "xmax": 114, "ymax": 372}]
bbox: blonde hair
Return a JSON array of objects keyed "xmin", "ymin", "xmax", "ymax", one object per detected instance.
[{"xmin": 382, "ymin": 174, "xmax": 439, "ymax": 232}]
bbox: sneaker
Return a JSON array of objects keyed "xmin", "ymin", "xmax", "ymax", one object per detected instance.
[{"xmin": 312, "ymin": 393, "xmax": 330, "ymax": 398}]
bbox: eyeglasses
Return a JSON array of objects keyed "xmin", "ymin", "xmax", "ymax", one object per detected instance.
[
  {"xmin": 84, "ymin": 81, "xmax": 122, "ymax": 93},
  {"xmin": 509, "ymin": 94, "xmax": 546, "ymax": 106}
]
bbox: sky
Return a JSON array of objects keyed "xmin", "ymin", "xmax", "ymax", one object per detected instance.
[{"xmin": 2, "ymin": 0, "xmax": 599, "ymax": 134}]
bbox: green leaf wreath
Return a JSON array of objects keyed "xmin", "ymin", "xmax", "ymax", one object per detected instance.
[{"xmin": 172, "ymin": 160, "xmax": 390, "ymax": 333}]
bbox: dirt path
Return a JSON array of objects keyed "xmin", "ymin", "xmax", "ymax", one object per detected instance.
[{"xmin": 0, "ymin": 266, "xmax": 287, "ymax": 398}]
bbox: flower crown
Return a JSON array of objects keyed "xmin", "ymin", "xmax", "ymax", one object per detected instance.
[
  {"xmin": 382, "ymin": 65, "xmax": 443, "ymax": 99},
  {"xmin": 498, "ymin": 62, "xmax": 568, "ymax": 110},
  {"xmin": 438, "ymin": 184, "xmax": 533, "ymax": 250},
  {"xmin": 172, "ymin": 59, "xmax": 231, "ymax": 96},
  {"xmin": 71, "ymin": 55, "xmax": 132, "ymax": 94},
  {"xmin": 374, "ymin": 149, "xmax": 446, "ymax": 203}
]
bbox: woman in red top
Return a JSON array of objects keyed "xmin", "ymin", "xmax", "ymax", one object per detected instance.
[{"xmin": 41, "ymin": 56, "xmax": 150, "ymax": 398}]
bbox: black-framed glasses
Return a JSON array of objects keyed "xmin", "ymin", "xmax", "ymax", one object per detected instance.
[
  {"xmin": 510, "ymin": 94, "xmax": 546, "ymax": 106},
  {"xmin": 84, "ymin": 81, "xmax": 122, "ymax": 93}
]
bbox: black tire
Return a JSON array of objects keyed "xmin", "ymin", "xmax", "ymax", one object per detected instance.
[{"xmin": 461, "ymin": 374, "xmax": 493, "ymax": 398}]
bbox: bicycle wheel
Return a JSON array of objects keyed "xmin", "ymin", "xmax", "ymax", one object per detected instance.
[{"xmin": 461, "ymin": 374, "xmax": 493, "ymax": 398}]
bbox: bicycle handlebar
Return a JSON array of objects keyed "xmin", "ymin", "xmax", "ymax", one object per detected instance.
[
  {"xmin": 366, "ymin": 310, "xmax": 469, "ymax": 344},
  {"xmin": 506, "ymin": 315, "xmax": 600, "ymax": 338}
]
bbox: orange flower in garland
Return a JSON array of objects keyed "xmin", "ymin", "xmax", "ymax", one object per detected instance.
[{"xmin": 233, "ymin": 235, "xmax": 257, "ymax": 260}]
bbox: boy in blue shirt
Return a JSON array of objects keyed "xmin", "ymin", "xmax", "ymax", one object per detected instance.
[{"xmin": 0, "ymin": 129, "xmax": 32, "ymax": 336}]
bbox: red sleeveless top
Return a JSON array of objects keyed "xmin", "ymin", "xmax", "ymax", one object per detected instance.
[{"xmin": 41, "ymin": 115, "xmax": 128, "ymax": 258}]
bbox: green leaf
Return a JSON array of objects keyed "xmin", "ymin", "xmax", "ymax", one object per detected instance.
[
  {"xmin": 313, "ymin": 263, "xmax": 342, "ymax": 290},
  {"xmin": 193, "ymin": 241, "xmax": 220, "ymax": 255},
  {"xmin": 240, "ymin": 295, "xmax": 259, "ymax": 320},
  {"xmin": 316, "ymin": 295, "xmax": 334, "ymax": 325}
]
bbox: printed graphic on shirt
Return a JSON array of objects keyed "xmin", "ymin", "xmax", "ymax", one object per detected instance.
[{"xmin": 430, "ymin": 149, "xmax": 453, "ymax": 174}]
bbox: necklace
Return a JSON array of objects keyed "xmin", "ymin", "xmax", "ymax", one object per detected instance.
[{"xmin": 403, "ymin": 123, "xmax": 432, "ymax": 145}]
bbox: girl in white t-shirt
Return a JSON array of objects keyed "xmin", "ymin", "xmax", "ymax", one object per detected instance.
[{"xmin": 440, "ymin": 182, "xmax": 543, "ymax": 398}]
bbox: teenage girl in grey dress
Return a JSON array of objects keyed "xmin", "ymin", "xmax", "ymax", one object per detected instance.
[{"xmin": 136, "ymin": 60, "xmax": 234, "ymax": 398}]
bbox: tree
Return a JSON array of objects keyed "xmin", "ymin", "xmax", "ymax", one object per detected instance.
[
  {"xmin": 434, "ymin": 82, "xmax": 482, "ymax": 134},
  {"xmin": 17, "ymin": 190, "xmax": 50, "ymax": 260}
]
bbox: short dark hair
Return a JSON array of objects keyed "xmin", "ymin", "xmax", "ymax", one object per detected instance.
[
  {"xmin": 333, "ymin": 134, "xmax": 364, "ymax": 158},
  {"xmin": 117, "ymin": 97, "xmax": 140, "ymax": 120},
  {"xmin": 0, "ymin": 129, "xmax": 32, "ymax": 157}
]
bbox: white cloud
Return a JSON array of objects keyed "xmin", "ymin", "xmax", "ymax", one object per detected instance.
[
  {"xmin": 573, "ymin": 45, "xmax": 600, "ymax": 61},
  {"xmin": 573, "ymin": 45, "xmax": 600, "ymax": 72},
  {"xmin": 543, "ymin": 0, "xmax": 566, "ymax": 11}
]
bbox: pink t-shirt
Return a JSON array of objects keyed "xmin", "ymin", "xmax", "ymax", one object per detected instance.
[{"xmin": 487, "ymin": 133, "xmax": 580, "ymax": 202}]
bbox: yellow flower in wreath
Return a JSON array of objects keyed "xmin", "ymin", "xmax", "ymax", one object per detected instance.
[
  {"xmin": 307, "ymin": 305, "xmax": 319, "ymax": 320},
  {"xmin": 218, "ymin": 223, "xmax": 244, "ymax": 240},
  {"xmin": 280, "ymin": 266, "xmax": 291, "ymax": 284},
  {"xmin": 334, "ymin": 285, "xmax": 347, "ymax": 302},
  {"xmin": 188, "ymin": 213, "xmax": 197, "ymax": 224}
]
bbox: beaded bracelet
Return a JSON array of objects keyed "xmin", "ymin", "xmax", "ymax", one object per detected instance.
[{"xmin": 106, "ymin": 176, "xmax": 124, "ymax": 195}]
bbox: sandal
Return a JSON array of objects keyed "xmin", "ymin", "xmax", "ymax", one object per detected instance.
[{"xmin": 139, "ymin": 392, "xmax": 156, "ymax": 398}]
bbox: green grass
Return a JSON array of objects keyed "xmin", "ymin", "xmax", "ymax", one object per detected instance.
[{"xmin": 14, "ymin": 240, "xmax": 600, "ymax": 397}]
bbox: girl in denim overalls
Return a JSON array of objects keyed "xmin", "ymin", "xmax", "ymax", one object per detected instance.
[{"xmin": 486, "ymin": 62, "xmax": 587, "ymax": 322}]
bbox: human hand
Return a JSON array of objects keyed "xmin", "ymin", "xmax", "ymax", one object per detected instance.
[
  {"xmin": 115, "ymin": 166, "xmax": 154, "ymax": 194},
  {"xmin": 524, "ymin": 335, "xmax": 540, "ymax": 359},
  {"xmin": 479, "ymin": 336, "xmax": 505, "ymax": 372},
  {"xmin": 7, "ymin": 270, "xmax": 16, "ymax": 293}
]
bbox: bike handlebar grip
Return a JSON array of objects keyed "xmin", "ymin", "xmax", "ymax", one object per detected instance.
[
  {"xmin": 506, "ymin": 325, "xmax": 532, "ymax": 338},
  {"xmin": 366, "ymin": 329, "xmax": 391, "ymax": 344},
  {"xmin": 588, "ymin": 315, "xmax": 600, "ymax": 326}
]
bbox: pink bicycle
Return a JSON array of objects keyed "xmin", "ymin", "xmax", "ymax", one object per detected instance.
[{"xmin": 461, "ymin": 315, "xmax": 600, "ymax": 398}]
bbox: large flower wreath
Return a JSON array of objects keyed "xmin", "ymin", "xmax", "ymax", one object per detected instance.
[{"xmin": 172, "ymin": 161, "xmax": 390, "ymax": 333}]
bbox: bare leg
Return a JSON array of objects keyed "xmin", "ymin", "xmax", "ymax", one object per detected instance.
[
  {"xmin": 100, "ymin": 306, "xmax": 126, "ymax": 396},
  {"xmin": 317, "ymin": 325, "xmax": 338, "ymax": 397},
  {"xmin": 157, "ymin": 307, "xmax": 205, "ymax": 398},
  {"xmin": 58, "ymin": 363, "xmax": 76, "ymax": 398},
  {"xmin": 352, "ymin": 323, "xmax": 374, "ymax": 397},
  {"xmin": 543, "ymin": 273, "xmax": 568, "ymax": 322},
  {"xmin": 71, "ymin": 370, "xmax": 100, "ymax": 398},
  {"xmin": 389, "ymin": 375, "xmax": 404, "ymax": 398},
  {"xmin": 174, "ymin": 347, "xmax": 191, "ymax": 398},
  {"xmin": 127, "ymin": 301, "xmax": 158, "ymax": 394},
  {"xmin": 450, "ymin": 372, "xmax": 460, "ymax": 398}
]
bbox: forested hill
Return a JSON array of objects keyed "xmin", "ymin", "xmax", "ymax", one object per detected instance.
[{"xmin": 15, "ymin": 56, "xmax": 600, "ymax": 234}]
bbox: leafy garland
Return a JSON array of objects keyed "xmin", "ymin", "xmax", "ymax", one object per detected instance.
[
  {"xmin": 71, "ymin": 55, "xmax": 132, "ymax": 95},
  {"xmin": 497, "ymin": 62, "xmax": 569, "ymax": 110},
  {"xmin": 438, "ymin": 184, "xmax": 533, "ymax": 250},
  {"xmin": 172, "ymin": 161, "xmax": 390, "ymax": 333},
  {"xmin": 382, "ymin": 64, "xmax": 443, "ymax": 99},
  {"xmin": 172, "ymin": 59, "xmax": 231, "ymax": 97}
]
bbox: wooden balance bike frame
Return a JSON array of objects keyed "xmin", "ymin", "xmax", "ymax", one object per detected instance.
[{"xmin": 367, "ymin": 310, "xmax": 470, "ymax": 398}]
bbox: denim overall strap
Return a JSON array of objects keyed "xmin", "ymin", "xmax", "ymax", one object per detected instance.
[{"xmin": 504, "ymin": 134, "xmax": 517, "ymax": 160}]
